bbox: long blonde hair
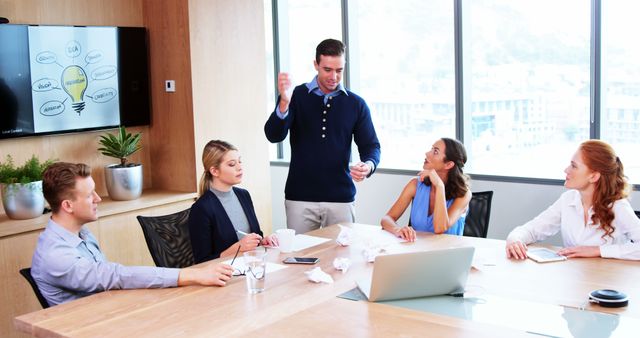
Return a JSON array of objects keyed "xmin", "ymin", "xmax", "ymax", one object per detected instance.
[{"xmin": 198, "ymin": 140, "xmax": 237, "ymax": 196}]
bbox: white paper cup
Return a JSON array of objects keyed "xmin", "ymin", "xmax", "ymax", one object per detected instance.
[{"xmin": 276, "ymin": 228, "xmax": 296, "ymax": 253}]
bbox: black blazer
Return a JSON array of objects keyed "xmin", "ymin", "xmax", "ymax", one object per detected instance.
[{"xmin": 188, "ymin": 188, "xmax": 263, "ymax": 263}]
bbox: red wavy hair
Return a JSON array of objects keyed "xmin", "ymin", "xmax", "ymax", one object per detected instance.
[{"xmin": 579, "ymin": 140, "xmax": 630, "ymax": 238}]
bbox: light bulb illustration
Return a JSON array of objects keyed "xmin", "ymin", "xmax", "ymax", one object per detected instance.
[{"xmin": 61, "ymin": 65, "xmax": 88, "ymax": 115}]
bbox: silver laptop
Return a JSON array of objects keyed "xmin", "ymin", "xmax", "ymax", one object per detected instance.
[{"xmin": 357, "ymin": 247, "xmax": 475, "ymax": 302}]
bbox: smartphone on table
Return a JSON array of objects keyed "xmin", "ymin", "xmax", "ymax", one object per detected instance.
[{"xmin": 282, "ymin": 257, "xmax": 319, "ymax": 264}]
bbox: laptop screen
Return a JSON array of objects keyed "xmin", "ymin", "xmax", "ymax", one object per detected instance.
[{"xmin": 358, "ymin": 247, "xmax": 475, "ymax": 302}]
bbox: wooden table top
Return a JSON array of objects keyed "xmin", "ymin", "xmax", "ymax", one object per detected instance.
[{"xmin": 14, "ymin": 223, "xmax": 640, "ymax": 337}]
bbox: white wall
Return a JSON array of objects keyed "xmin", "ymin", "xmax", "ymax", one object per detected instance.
[
  {"xmin": 271, "ymin": 164, "xmax": 640, "ymax": 246},
  {"xmin": 189, "ymin": 0, "xmax": 273, "ymax": 232}
]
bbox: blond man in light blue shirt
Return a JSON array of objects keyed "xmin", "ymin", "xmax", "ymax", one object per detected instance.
[{"xmin": 31, "ymin": 162, "xmax": 233, "ymax": 306}]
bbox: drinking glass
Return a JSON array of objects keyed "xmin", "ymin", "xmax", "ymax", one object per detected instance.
[{"xmin": 243, "ymin": 248, "xmax": 267, "ymax": 294}]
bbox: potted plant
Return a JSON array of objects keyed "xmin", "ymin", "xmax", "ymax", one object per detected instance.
[
  {"xmin": 0, "ymin": 155, "xmax": 55, "ymax": 220},
  {"xmin": 98, "ymin": 126, "xmax": 143, "ymax": 201}
]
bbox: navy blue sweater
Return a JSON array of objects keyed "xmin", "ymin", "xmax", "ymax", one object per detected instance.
[
  {"xmin": 265, "ymin": 85, "xmax": 380, "ymax": 202},
  {"xmin": 188, "ymin": 188, "xmax": 263, "ymax": 263}
]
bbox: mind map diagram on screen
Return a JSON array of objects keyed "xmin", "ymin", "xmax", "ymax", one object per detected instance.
[{"xmin": 28, "ymin": 26, "xmax": 120, "ymax": 133}]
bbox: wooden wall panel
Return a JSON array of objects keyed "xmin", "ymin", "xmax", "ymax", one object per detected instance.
[
  {"xmin": 0, "ymin": 0, "xmax": 143, "ymax": 26},
  {"xmin": 143, "ymin": 0, "xmax": 197, "ymax": 192},
  {"xmin": 188, "ymin": 0, "xmax": 273, "ymax": 233}
]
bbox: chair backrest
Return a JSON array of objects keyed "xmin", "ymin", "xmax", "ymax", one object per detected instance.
[
  {"xmin": 463, "ymin": 191, "xmax": 493, "ymax": 238},
  {"xmin": 136, "ymin": 209, "xmax": 195, "ymax": 268},
  {"xmin": 19, "ymin": 268, "xmax": 50, "ymax": 309},
  {"xmin": 635, "ymin": 210, "xmax": 640, "ymax": 219}
]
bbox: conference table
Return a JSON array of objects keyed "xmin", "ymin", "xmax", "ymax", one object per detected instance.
[{"xmin": 14, "ymin": 223, "xmax": 640, "ymax": 337}]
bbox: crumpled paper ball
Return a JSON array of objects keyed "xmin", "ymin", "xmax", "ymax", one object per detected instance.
[
  {"xmin": 333, "ymin": 257, "xmax": 351, "ymax": 273},
  {"xmin": 304, "ymin": 267, "xmax": 334, "ymax": 284},
  {"xmin": 362, "ymin": 246, "xmax": 386, "ymax": 263},
  {"xmin": 336, "ymin": 224, "xmax": 354, "ymax": 246}
]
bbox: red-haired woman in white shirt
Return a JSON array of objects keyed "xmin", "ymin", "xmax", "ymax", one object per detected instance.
[{"xmin": 506, "ymin": 140, "xmax": 640, "ymax": 260}]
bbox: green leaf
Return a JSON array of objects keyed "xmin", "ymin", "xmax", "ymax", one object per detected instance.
[
  {"xmin": 0, "ymin": 155, "xmax": 56, "ymax": 184},
  {"xmin": 97, "ymin": 126, "xmax": 143, "ymax": 166}
]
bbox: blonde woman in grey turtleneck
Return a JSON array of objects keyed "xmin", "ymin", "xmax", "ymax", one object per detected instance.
[{"xmin": 188, "ymin": 140, "xmax": 278, "ymax": 263}]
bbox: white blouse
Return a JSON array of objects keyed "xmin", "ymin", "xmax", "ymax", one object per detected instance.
[{"xmin": 507, "ymin": 190, "xmax": 640, "ymax": 260}]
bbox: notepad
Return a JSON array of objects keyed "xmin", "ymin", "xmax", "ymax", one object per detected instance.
[{"xmin": 293, "ymin": 234, "xmax": 331, "ymax": 251}]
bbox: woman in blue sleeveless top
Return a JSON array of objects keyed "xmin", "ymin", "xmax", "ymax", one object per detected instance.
[{"xmin": 381, "ymin": 138, "xmax": 471, "ymax": 241}]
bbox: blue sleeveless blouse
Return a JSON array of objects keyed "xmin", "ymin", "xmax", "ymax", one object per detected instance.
[{"xmin": 409, "ymin": 180, "xmax": 465, "ymax": 235}]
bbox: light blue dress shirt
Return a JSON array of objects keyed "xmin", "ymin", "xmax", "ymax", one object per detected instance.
[{"xmin": 31, "ymin": 219, "xmax": 180, "ymax": 306}]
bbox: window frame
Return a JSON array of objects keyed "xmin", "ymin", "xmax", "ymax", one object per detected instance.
[{"xmin": 267, "ymin": 0, "xmax": 639, "ymax": 188}]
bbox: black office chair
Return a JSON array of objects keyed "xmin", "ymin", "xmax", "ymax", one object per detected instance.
[
  {"xmin": 463, "ymin": 191, "xmax": 494, "ymax": 238},
  {"xmin": 19, "ymin": 268, "xmax": 50, "ymax": 309},
  {"xmin": 635, "ymin": 210, "xmax": 640, "ymax": 219},
  {"xmin": 136, "ymin": 209, "xmax": 195, "ymax": 268}
]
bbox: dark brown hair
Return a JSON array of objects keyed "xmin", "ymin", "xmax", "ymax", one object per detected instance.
[
  {"xmin": 43, "ymin": 162, "xmax": 92, "ymax": 213},
  {"xmin": 441, "ymin": 138, "xmax": 470, "ymax": 200},
  {"xmin": 316, "ymin": 39, "xmax": 345, "ymax": 64},
  {"xmin": 579, "ymin": 140, "xmax": 630, "ymax": 238}
]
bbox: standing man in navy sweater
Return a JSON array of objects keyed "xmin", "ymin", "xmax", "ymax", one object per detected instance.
[{"xmin": 264, "ymin": 39, "xmax": 381, "ymax": 233}]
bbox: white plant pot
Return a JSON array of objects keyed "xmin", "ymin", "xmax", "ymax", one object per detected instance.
[
  {"xmin": 1, "ymin": 181, "xmax": 45, "ymax": 220},
  {"xmin": 104, "ymin": 164, "xmax": 143, "ymax": 201}
]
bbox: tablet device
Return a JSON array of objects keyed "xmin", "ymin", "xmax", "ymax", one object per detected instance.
[{"xmin": 527, "ymin": 247, "xmax": 567, "ymax": 263}]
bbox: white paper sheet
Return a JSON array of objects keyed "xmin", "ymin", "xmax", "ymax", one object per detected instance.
[
  {"xmin": 223, "ymin": 259, "xmax": 288, "ymax": 275},
  {"xmin": 293, "ymin": 234, "xmax": 331, "ymax": 251},
  {"xmin": 374, "ymin": 229, "xmax": 409, "ymax": 244},
  {"xmin": 352, "ymin": 225, "xmax": 408, "ymax": 246}
]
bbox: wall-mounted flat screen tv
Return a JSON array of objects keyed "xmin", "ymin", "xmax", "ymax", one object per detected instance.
[{"xmin": 0, "ymin": 24, "xmax": 150, "ymax": 139}]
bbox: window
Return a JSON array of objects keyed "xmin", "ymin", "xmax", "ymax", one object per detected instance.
[
  {"xmin": 464, "ymin": 0, "xmax": 590, "ymax": 179},
  {"xmin": 268, "ymin": 0, "xmax": 343, "ymax": 161},
  {"xmin": 600, "ymin": 0, "xmax": 640, "ymax": 183},
  {"xmin": 347, "ymin": 0, "xmax": 455, "ymax": 169},
  {"xmin": 268, "ymin": 0, "xmax": 640, "ymax": 184},
  {"xmin": 265, "ymin": 0, "xmax": 277, "ymax": 160}
]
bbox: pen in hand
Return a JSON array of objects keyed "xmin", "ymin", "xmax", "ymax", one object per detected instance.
[{"xmin": 237, "ymin": 230, "xmax": 262, "ymax": 247}]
